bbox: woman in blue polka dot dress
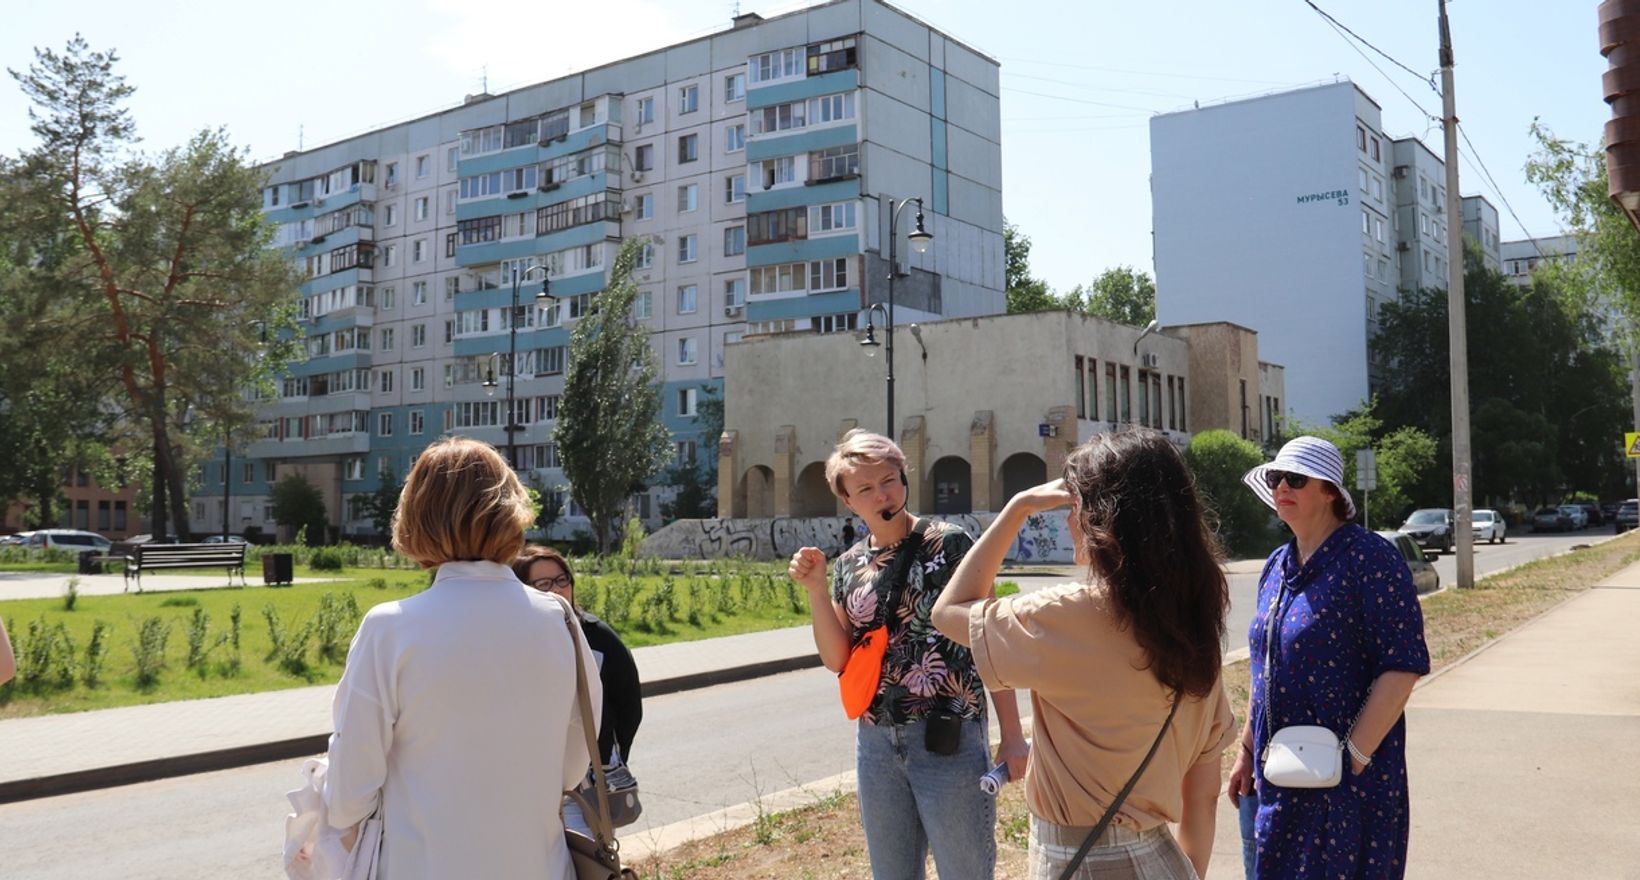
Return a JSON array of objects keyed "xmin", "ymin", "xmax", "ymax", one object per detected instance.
[{"xmin": 1226, "ymin": 436, "xmax": 1430, "ymax": 879}]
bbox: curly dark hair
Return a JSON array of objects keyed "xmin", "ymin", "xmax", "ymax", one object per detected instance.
[{"xmin": 1063, "ymin": 430, "xmax": 1228, "ymax": 698}]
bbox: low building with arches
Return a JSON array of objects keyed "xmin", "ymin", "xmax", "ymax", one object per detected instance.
[{"xmin": 716, "ymin": 310, "xmax": 1284, "ymax": 520}]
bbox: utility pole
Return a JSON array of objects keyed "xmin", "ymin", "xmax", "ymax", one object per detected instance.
[{"xmin": 1440, "ymin": 0, "xmax": 1475, "ymax": 588}]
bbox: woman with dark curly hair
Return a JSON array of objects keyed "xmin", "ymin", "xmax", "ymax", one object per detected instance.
[{"xmin": 933, "ymin": 430, "xmax": 1235, "ymax": 879}]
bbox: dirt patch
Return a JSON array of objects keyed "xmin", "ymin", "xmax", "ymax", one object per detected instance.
[{"xmin": 634, "ymin": 535, "xmax": 1640, "ymax": 879}]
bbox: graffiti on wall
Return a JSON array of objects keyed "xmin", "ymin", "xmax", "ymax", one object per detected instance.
[{"xmin": 644, "ymin": 513, "xmax": 1074, "ymax": 563}]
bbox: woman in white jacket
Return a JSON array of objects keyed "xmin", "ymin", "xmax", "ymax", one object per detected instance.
[{"xmin": 324, "ymin": 438, "xmax": 600, "ymax": 879}]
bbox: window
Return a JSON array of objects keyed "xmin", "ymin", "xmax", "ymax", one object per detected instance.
[
  {"xmin": 725, "ymin": 174, "xmax": 746, "ymax": 203},
  {"xmin": 535, "ymin": 192, "xmax": 622, "ymax": 235},
  {"xmin": 678, "ymin": 184, "xmax": 699, "ymax": 213},
  {"xmin": 378, "ymin": 412, "xmax": 394, "ymax": 437},
  {"xmin": 748, "ymin": 207, "xmax": 808, "ymax": 244},
  {"xmin": 1357, "ymin": 125, "xmax": 1367, "ymax": 152},
  {"xmin": 724, "ymin": 225, "xmax": 746, "ymax": 256},
  {"xmin": 810, "ymin": 144, "xmax": 858, "ymax": 181},
  {"xmin": 809, "ymin": 257, "xmax": 848, "ymax": 291},
  {"xmin": 814, "ymin": 312, "xmax": 857, "ymax": 334},
  {"xmin": 384, "ymin": 204, "xmax": 397, "ymax": 226},
  {"xmin": 810, "ymin": 201, "xmax": 856, "ymax": 233},
  {"xmin": 724, "ymin": 277, "xmax": 745, "ymax": 307},
  {"xmin": 677, "ymin": 338, "xmax": 698, "ymax": 366},
  {"xmin": 377, "ymin": 327, "xmax": 395, "ymax": 351},
  {"xmin": 1119, "ymin": 366, "xmax": 1132, "ymax": 423},
  {"xmin": 750, "ymin": 48, "xmax": 804, "ymax": 83},
  {"xmin": 447, "ymin": 146, "xmax": 459, "ymax": 172},
  {"xmin": 445, "ymin": 276, "xmax": 460, "ymax": 299},
  {"xmin": 380, "ymin": 287, "xmax": 396, "ymax": 311},
  {"xmin": 635, "ymin": 243, "xmax": 654, "ymax": 269},
  {"xmin": 535, "ymin": 345, "xmax": 566, "ymax": 375},
  {"xmin": 634, "ymin": 144, "xmax": 654, "ymax": 171},
  {"xmin": 678, "ymin": 85, "xmax": 699, "ymax": 114},
  {"xmin": 385, "ymin": 162, "xmax": 399, "ymax": 186},
  {"xmin": 636, "ymin": 97, "xmax": 654, "ymax": 125},
  {"xmin": 678, "ymin": 133, "xmax": 699, "ymax": 164},
  {"xmin": 761, "ymin": 156, "xmax": 796, "ymax": 189},
  {"xmin": 411, "ymin": 367, "xmax": 425, "ymax": 391},
  {"xmin": 725, "ymin": 72, "xmax": 746, "ymax": 103},
  {"xmin": 633, "ymin": 290, "xmax": 653, "ymax": 320},
  {"xmin": 807, "ymin": 37, "xmax": 858, "ymax": 74},
  {"xmin": 379, "ymin": 369, "xmax": 394, "ymax": 393},
  {"xmin": 678, "ymin": 284, "xmax": 699, "ymax": 313},
  {"xmin": 412, "ymin": 324, "xmax": 426, "ymax": 348},
  {"xmin": 413, "ymin": 196, "xmax": 428, "ymax": 221},
  {"xmin": 1075, "ymin": 356, "xmax": 1086, "ymax": 418},
  {"xmin": 1239, "ymin": 379, "xmax": 1249, "ymax": 438},
  {"xmin": 676, "ymin": 440, "xmax": 697, "ymax": 466},
  {"xmin": 750, "ymin": 262, "xmax": 807, "ymax": 294},
  {"xmin": 807, "ymin": 92, "xmax": 855, "ymax": 125},
  {"xmin": 635, "ymin": 193, "xmax": 653, "ymax": 220},
  {"xmin": 1086, "ymin": 358, "xmax": 1099, "ymax": 420},
  {"xmin": 382, "ymin": 244, "xmax": 396, "ymax": 267},
  {"xmin": 678, "ymin": 234, "xmax": 698, "ymax": 263},
  {"xmin": 566, "ymin": 293, "xmax": 593, "ymax": 320},
  {"xmin": 413, "ymin": 239, "xmax": 427, "ymax": 263},
  {"xmin": 446, "ymin": 232, "xmax": 457, "ymax": 257},
  {"xmin": 244, "ymin": 462, "xmax": 256, "ymax": 484},
  {"xmin": 679, "ymin": 387, "xmax": 698, "ymax": 416},
  {"xmin": 1371, "ymin": 137, "xmax": 1381, "ymax": 161},
  {"xmin": 725, "ymin": 124, "xmax": 746, "ymax": 153},
  {"xmin": 413, "ymin": 281, "xmax": 428, "ymax": 305}
]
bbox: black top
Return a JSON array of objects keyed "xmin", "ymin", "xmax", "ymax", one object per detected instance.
[{"xmin": 579, "ymin": 611, "xmax": 643, "ymax": 766}]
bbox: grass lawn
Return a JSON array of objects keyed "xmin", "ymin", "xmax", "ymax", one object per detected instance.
[
  {"xmin": 0, "ymin": 559, "xmax": 807, "ymax": 719},
  {"xmin": 632, "ymin": 533, "xmax": 1640, "ymax": 879}
]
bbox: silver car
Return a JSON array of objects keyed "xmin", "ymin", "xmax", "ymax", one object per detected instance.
[{"xmin": 1377, "ymin": 530, "xmax": 1440, "ymax": 594}]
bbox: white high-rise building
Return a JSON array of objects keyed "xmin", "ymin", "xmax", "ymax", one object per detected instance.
[
  {"xmin": 1151, "ymin": 80, "xmax": 1500, "ymax": 424},
  {"xmin": 189, "ymin": 0, "xmax": 1004, "ymax": 540}
]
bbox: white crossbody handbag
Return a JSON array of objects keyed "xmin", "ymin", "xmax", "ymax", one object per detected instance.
[{"xmin": 1259, "ymin": 576, "xmax": 1356, "ymax": 789}]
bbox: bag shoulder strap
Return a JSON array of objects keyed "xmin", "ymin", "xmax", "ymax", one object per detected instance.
[
  {"xmin": 555, "ymin": 594, "xmax": 620, "ymax": 855},
  {"xmin": 1056, "ymin": 696, "xmax": 1181, "ymax": 880},
  {"xmin": 871, "ymin": 518, "xmax": 928, "ymax": 637}
]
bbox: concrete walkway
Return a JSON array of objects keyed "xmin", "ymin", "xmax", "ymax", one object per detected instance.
[
  {"xmin": 0, "ymin": 570, "xmax": 339, "ymax": 600},
  {"xmin": 1205, "ymin": 561, "xmax": 1640, "ymax": 878}
]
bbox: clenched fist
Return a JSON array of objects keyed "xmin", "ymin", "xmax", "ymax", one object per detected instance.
[{"xmin": 787, "ymin": 546, "xmax": 828, "ymax": 595}]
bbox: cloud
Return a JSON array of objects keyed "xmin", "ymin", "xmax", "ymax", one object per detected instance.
[{"xmin": 421, "ymin": 0, "xmax": 698, "ymax": 92}]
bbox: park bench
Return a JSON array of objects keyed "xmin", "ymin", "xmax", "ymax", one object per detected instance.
[{"xmin": 117, "ymin": 542, "xmax": 248, "ymax": 592}]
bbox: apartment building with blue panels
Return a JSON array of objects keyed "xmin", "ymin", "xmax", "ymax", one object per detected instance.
[{"xmin": 189, "ymin": 0, "xmax": 1003, "ymax": 540}]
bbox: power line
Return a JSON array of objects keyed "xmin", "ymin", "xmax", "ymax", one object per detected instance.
[
  {"xmin": 1000, "ymin": 86, "xmax": 1163, "ymax": 115},
  {"xmin": 1310, "ymin": 9, "xmax": 1439, "ymax": 125},
  {"xmin": 1301, "ymin": 1, "xmax": 1436, "ymax": 91},
  {"xmin": 1457, "ymin": 123, "xmax": 1549, "ymax": 257}
]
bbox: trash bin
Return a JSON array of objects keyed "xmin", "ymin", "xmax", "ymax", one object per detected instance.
[
  {"xmin": 263, "ymin": 553, "xmax": 294, "ymax": 586},
  {"xmin": 78, "ymin": 550, "xmax": 103, "ymax": 575}
]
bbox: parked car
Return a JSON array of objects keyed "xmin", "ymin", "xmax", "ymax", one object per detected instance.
[
  {"xmin": 126, "ymin": 533, "xmax": 179, "ymax": 545},
  {"xmin": 1399, "ymin": 508, "xmax": 1454, "ymax": 554},
  {"xmin": 1534, "ymin": 507, "xmax": 1573, "ymax": 532},
  {"xmin": 0, "ymin": 533, "xmax": 29, "ymax": 547},
  {"xmin": 1576, "ymin": 502, "xmax": 1604, "ymax": 527},
  {"xmin": 1617, "ymin": 499, "xmax": 1640, "ymax": 534},
  {"xmin": 201, "ymin": 534, "xmax": 249, "ymax": 544},
  {"xmin": 1559, "ymin": 504, "xmax": 1589, "ymax": 530},
  {"xmin": 1377, "ymin": 530, "xmax": 1440, "ymax": 594},
  {"xmin": 1472, "ymin": 509, "xmax": 1506, "ymax": 544},
  {"xmin": 1601, "ymin": 500, "xmax": 1621, "ymax": 522},
  {"xmin": 21, "ymin": 529, "xmax": 113, "ymax": 553}
]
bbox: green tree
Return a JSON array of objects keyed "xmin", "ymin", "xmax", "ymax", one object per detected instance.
[
  {"xmin": 1004, "ymin": 220, "xmax": 1058, "ymax": 314},
  {"xmin": 1066, "ymin": 266, "xmax": 1156, "ymax": 327},
  {"xmin": 8, "ymin": 38, "xmax": 299, "ymax": 542},
  {"xmin": 1525, "ymin": 122, "xmax": 1640, "ymax": 335},
  {"xmin": 661, "ymin": 384, "xmax": 723, "ymax": 522},
  {"xmin": 554, "ymin": 238, "xmax": 673, "ymax": 553},
  {"xmin": 1286, "ymin": 403, "xmax": 1438, "ymax": 528},
  {"xmin": 354, "ymin": 466, "xmax": 402, "ymax": 538},
  {"xmin": 1184, "ymin": 429, "xmax": 1279, "ymax": 559},
  {"xmin": 270, "ymin": 473, "xmax": 328, "ymax": 546},
  {"xmin": 1372, "ymin": 248, "xmax": 1627, "ymax": 505}
]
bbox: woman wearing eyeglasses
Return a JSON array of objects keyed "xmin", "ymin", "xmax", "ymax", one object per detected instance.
[
  {"xmin": 513, "ymin": 546, "xmax": 643, "ymax": 835},
  {"xmin": 1228, "ymin": 436, "xmax": 1430, "ymax": 879}
]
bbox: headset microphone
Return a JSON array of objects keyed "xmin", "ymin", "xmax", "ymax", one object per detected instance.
[{"xmin": 880, "ymin": 470, "xmax": 910, "ymax": 521}]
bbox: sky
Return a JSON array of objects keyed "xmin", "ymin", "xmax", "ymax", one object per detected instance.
[{"xmin": 0, "ymin": 0, "xmax": 1611, "ymax": 295}]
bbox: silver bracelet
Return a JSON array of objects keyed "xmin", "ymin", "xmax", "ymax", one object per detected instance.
[{"xmin": 1345, "ymin": 736, "xmax": 1372, "ymax": 767}]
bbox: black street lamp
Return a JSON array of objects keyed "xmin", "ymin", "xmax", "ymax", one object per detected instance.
[
  {"xmin": 859, "ymin": 197, "xmax": 932, "ymax": 441},
  {"xmin": 482, "ymin": 264, "xmax": 553, "ymax": 468}
]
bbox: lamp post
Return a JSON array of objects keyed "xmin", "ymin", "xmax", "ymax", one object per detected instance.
[
  {"xmin": 222, "ymin": 425, "xmax": 232, "ymax": 541},
  {"xmin": 482, "ymin": 264, "xmax": 553, "ymax": 468},
  {"xmin": 859, "ymin": 197, "xmax": 932, "ymax": 441}
]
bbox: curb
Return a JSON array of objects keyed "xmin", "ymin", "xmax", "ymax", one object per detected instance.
[{"xmin": 0, "ymin": 653, "xmax": 825, "ymax": 805}]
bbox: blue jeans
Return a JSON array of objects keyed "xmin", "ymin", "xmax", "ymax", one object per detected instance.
[
  {"xmin": 856, "ymin": 715, "xmax": 996, "ymax": 880},
  {"xmin": 1239, "ymin": 788, "xmax": 1259, "ymax": 878}
]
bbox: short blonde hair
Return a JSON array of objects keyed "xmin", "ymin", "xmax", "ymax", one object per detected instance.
[
  {"xmin": 392, "ymin": 438, "xmax": 534, "ymax": 568},
  {"xmin": 824, "ymin": 429, "xmax": 907, "ymax": 498}
]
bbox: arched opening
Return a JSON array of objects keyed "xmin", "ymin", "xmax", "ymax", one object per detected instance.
[
  {"xmin": 928, "ymin": 456, "xmax": 972, "ymax": 515},
  {"xmin": 999, "ymin": 452, "xmax": 1048, "ymax": 508},
  {"xmin": 793, "ymin": 462, "xmax": 835, "ymax": 517},
  {"xmin": 743, "ymin": 466, "xmax": 775, "ymax": 519}
]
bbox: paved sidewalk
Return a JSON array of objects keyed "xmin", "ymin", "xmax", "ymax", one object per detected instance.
[
  {"xmin": 0, "ymin": 622, "xmax": 825, "ymax": 802},
  {"xmin": 0, "ymin": 570, "xmax": 339, "ymax": 600},
  {"xmin": 1205, "ymin": 561, "xmax": 1640, "ymax": 878}
]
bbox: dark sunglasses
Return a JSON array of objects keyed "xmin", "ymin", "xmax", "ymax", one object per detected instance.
[{"xmin": 1262, "ymin": 470, "xmax": 1311, "ymax": 491}]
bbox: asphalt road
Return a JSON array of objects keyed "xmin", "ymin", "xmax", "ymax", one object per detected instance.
[{"xmin": 0, "ymin": 525, "xmax": 1612, "ymax": 879}]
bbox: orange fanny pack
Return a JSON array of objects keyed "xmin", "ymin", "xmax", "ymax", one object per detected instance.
[{"xmin": 838, "ymin": 624, "xmax": 890, "ymax": 719}]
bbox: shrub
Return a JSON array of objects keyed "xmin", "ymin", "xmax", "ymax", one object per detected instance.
[
  {"xmin": 309, "ymin": 547, "xmax": 345, "ymax": 572},
  {"xmin": 132, "ymin": 616, "xmax": 173, "ymax": 688},
  {"xmin": 62, "ymin": 576, "xmax": 79, "ymax": 612},
  {"xmin": 186, "ymin": 608, "xmax": 212, "ymax": 673},
  {"xmin": 1184, "ymin": 429, "xmax": 1281, "ymax": 560},
  {"xmin": 51, "ymin": 623, "xmax": 77, "ymax": 689},
  {"xmin": 83, "ymin": 620, "xmax": 111, "ymax": 687},
  {"xmin": 314, "ymin": 592, "xmax": 360, "ymax": 664}
]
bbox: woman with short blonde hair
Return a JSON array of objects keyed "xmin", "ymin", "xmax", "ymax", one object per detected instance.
[{"xmin": 326, "ymin": 438, "xmax": 600, "ymax": 880}]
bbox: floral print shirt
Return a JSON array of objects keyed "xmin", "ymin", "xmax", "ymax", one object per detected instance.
[{"xmin": 830, "ymin": 519, "xmax": 988, "ymax": 725}]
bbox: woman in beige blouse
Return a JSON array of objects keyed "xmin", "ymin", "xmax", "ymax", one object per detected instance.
[{"xmin": 932, "ymin": 430, "xmax": 1234, "ymax": 879}]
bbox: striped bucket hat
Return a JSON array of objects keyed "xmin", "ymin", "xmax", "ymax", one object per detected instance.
[{"xmin": 1242, "ymin": 435, "xmax": 1357, "ymax": 520}]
